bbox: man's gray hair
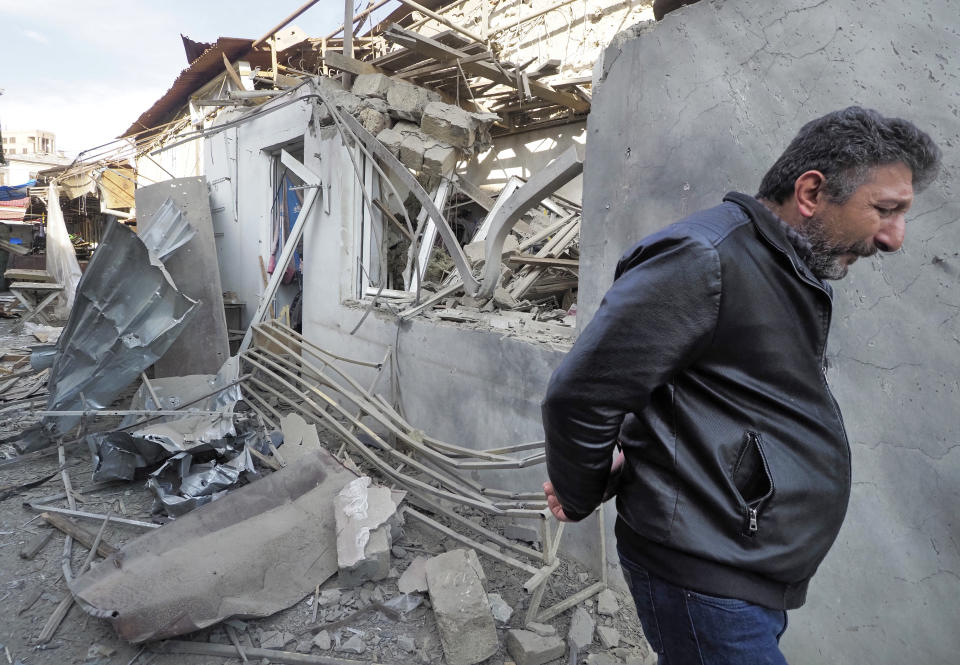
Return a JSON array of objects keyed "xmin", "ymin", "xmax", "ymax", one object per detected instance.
[{"xmin": 757, "ymin": 106, "xmax": 941, "ymax": 204}]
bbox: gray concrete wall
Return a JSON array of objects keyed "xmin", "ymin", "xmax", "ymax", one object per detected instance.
[{"xmin": 580, "ymin": 1, "xmax": 959, "ymax": 663}]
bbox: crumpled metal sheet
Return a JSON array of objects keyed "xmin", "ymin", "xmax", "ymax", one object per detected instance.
[
  {"xmin": 29, "ymin": 344, "xmax": 59, "ymax": 371},
  {"xmin": 17, "ymin": 221, "xmax": 199, "ymax": 450},
  {"xmin": 71, "ymin": 444, "xmax": 358, "ymax": 643},
  {"xmin": 138, "ymin": 197, "xmax": 197, "ymax": 261},
  {"xmin": 146, "ymin": 447, "xmax": 255, "ymax": 516}
]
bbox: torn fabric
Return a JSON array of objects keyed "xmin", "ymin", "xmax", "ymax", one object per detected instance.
[{"xmin": 44, "ymin": 183, "xmax": 83, "ymax": 318}]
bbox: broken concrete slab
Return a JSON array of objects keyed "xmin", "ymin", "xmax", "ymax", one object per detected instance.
[
  {"xmin": 597, "ymin": 588, "xmax": 619, "ymax": 616},
  {"xmin": 597, "ymin": 625, "xmax": 621, "ymax": 649},
  {"xmin": 567, "ymin": 606, "xmax": 595, "ymax": 650},
  {"xmin": 425, "ymin": 549, "xmax": 498, "ymax": 665},
  {"xmin": 352, "ymin": 73, "xmax": 393, "ymax": 99},
  {"xmin": 386, "ymin": 79, "xmax": 441, "ymax": 118},
  {"xmin": 397, "ymin": 555, "xmax": 429, "ymax": 594},
  {"xmin": 70, "ymin": 445, "xmax": 358, "ymax": 643},
  {"xmin": 506, "ymin": 629, "xmax": 565, "ymax": 665},
  {"xmin": 420, "ymin": 101, "xmax": 499, "ymax": 151},
  {"xmin": 279, "ymin": 412, "xmax": 323, "ymax": 466},
  {"xmin": 334, "ymin": 477, "xmax": 404, "ymax": 586}
]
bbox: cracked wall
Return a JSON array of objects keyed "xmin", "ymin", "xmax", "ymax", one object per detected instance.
[{"xmin": 579, "ymin": 0, "xmax": 959, "ymax": 663}]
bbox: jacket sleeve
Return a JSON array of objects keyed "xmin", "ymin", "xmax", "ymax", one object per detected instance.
[{"xmin": 542, "ymin": 231, "xmax": 721, "ymax": 521}]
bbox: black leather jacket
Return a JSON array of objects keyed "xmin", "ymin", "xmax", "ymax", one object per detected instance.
[{"xmin": 543, "ymin": 193, "xmax": 851, "ymax": 610}]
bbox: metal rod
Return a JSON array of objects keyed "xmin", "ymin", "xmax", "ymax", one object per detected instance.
[
  {"xmin": 252, "ymin": 0, "xmax": 324, "ymax": 47},
  {"xmin": 393, "ymin": 0, "xmax": 486, "ymax": 44},
  {"xmin": 26, "ymin": 504, "xmax": 160, "ymax": 529}
]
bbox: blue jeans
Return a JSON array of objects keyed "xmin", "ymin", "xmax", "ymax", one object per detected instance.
[{"xmin": 619, "ymin": 550, "xmax": 790, "ymax": 665}]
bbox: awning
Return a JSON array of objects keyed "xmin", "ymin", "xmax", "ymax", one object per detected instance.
[{"xmin": 0, "ymin": 180, "xmax": 36, "ymax": 201}]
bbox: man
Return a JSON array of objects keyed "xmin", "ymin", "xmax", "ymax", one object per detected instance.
[{"xmin": 541, "ymin": 107, "xmax": 940, "ymax": 664}]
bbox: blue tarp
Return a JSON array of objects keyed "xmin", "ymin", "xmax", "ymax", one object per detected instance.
[{"xmin": 0, "ymin": 180, "xmax": 36, "ymax": 201}]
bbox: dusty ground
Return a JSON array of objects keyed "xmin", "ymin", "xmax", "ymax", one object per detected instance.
[{"xmin": 0, "ymin": 314, "xmax": 650, "ymax": 665}]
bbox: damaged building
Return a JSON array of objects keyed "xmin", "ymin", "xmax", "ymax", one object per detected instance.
[{"xmin": 0, "ymin": 1, "xmax": 957, "ymax": 665}]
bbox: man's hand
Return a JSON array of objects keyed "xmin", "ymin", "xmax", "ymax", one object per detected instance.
[
  {"xmin": 543, "ymin": 481, "xmax": 574, "ymax": 522},
  {"xmin": 545, "ymin": 451, "xmax": 626, "ymax": 522}
]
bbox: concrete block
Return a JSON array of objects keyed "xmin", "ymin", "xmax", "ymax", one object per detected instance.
[
  {"xmin": 352, "ymin": 73, "xmax": 392, "ymax": 99},
  {"xmin": 464, "ymin": 547, "xmax": 487, "ymax": 589},
  {"xmin": 397, "ymin": 636, "xmax": 416, "ymax": 652},
  {"xmin": 567, "ymin": 606, "xmax": 595, "ymax": 649},
  {"xmin": 357, "ymin": 108, "xmax": 390, "ymax": 136},
  {"xmin": 597, "ymin": 625, "xmax": 620, "ymax": 649},
  {"xmin": 375, "ymin": 127, "xmax": 404, "ymax": 158},
  {"xmin": 387, "ymin": 79, "xmax": 441, "ymax": 118},
  {"xmin": 362, "ymin": 97, "xmax": 390, "ymax": 114},
  {"xmin": 597, "ymin": 589, "xmax": 619, "ymax": 616},
  {"xmin": 425, "ymin": 549, "xmax": 498, "ymax": 665},
  {"xmin": 332, "ymin": 90, "xmax": 364, "ymax": 116},
  {"xmin": 338, "ymin": 634, "xmax": 366, "ymax": 654},
  {"xmin": 422, "ymin": 143, "xmax": 458, "ymax": 178},
  {"xmin": 420, "ymin": 102, "xmax": 499, "ymax": 151},
  {"xmin": 334, "ymin": 477, "xmax": 401, "ymax": 586},
  {"xmin": 505, "ymin": 629, "xmax": 565, "ymax": 665},
  {"xmin": 399, "ymin": 133, "xmax": 427, "ymax": 172}
]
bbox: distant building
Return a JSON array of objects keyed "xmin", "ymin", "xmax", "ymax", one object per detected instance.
[{"xmin": 0, "ymin": 129, "xmax": 72, "ymax": 186}]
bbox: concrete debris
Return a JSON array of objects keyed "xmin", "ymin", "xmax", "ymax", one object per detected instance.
[
  {"xmin": 487, "ymin": 592, "xmax": 514, "ymax": 624},
  {"xmin": 505, "ymin": 629, "xmax": 565, "ymax": 665},
  {"xmin": 422, "ymin": 143, "xmax": 458, "ymax": 178},
  {"xmin": 597, "ymin": 588, "xmax": 619, "ymax": 616},
  {"xmin": 397, "ymin": 635, "xmax": 416, "ymax": 652},
  {"xmin": 318, "ymin": 589, "xmax": 342, "ymax": 606},
  {"xmin": 568, "ymin": 606, "xmax": 596, "ymax": 649},
  {"xmin": 357, "ymin": 107, "xmax": 391, "ymax": 136},
  {"xmin": 420, "ymin": 101, "xmax": 499, "ymax": 152},
  {"xmin": 386, "ymin": 79, "xmax": 441, "ymax": 119},
  {"xmin": 597, "ymin": 625, "xmax": 621, "ymax": 649},
  {"xmin": 585, "ymin": 654, "xmax": 620, "ymax": 665},
  {"xmin": 351, "ymin": 73, "xmax": 393, "ymax": 99},
  {"xmin": 313, "ymin": 630, "xmax": 332, "ymax": 650},
  {"xmin": 425, "ymin": 549, "xmax": 498, "ymax": 665},
  {"xmin": 334, "ymin": 476, "xmax": 404, "ymax": 586},
  {"xmin": 397, "ymin": 555, "xmax": 429, "ymax": 594},
  {"xmin": 526, "ymin": 622, "xmax": 556, "ymax": 637},
  {"xmin": 338, "ymin": 634, "xmax": 367, "ymax": 654}
]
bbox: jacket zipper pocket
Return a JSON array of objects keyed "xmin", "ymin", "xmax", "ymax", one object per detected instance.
[{"xmin": 734, "ymin": 432, "xmax": 775, "ymax": 537}]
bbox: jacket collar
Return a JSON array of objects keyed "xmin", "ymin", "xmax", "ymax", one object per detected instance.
[{"xmin": 722, "ymin": 192, "xmax": 827, "ymax": 290}]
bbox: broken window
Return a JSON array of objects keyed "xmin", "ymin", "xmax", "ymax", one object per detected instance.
[{"xmin": 267, "ymin": 143, "xmax": 307, "ymax": 328}]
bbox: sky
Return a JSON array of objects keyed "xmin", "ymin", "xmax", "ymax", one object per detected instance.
[{"xmin": 0, "ymin": 0, "xmax": 397, "ymax": 156}]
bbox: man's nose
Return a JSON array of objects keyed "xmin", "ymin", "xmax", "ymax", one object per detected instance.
[{"xmin": 874, "ymin": 214, "xmax": 906, "ymax": 252}]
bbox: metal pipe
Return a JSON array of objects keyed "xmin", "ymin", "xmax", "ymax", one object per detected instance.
[
  {"xmin": 252, "ymin": 0, "xmax": 324, "ymax": 48},
  {"xmin": 325, "ymin": 0, "xmax": 393, "ymax": 39}
]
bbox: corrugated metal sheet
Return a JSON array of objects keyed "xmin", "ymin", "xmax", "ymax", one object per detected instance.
[{"xmin": 121, "ymin": 38, "xmax": 272, "ymax": 139}]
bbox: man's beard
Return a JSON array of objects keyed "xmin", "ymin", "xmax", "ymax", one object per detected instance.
[{"xmin": 799, "ymin": 214, "xmax": 877, "ymax": 281}]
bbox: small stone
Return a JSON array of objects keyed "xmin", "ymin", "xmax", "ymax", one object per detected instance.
[
  {"xmin": 505, "ymin": 629, "xmax": 565, "ymax": 665},
  {"xmin": 86, "ymin": 644, "xmax": 116, "ymax": 659},
  {"xmin": 597, "ymin": 589, "xmax": 619, "ymax": 617},
  {"xmin": 576, "ymin": 572, "xmax": 590, "ymax": 584},
  {"xmin": 338, "ymin": 635, "xmax": 367, "ymax": 654},
  {"xmin": 487, "ymin": 592, "xmax": 514, "ymax": 624},
  {"xmin": 319, "ymin": 589, "xmax": 342, "ymax": 606},
  {"xmin": 397, "ymin": 635, "xmax": 417, "ymax": 652},
  {"xmin": 526, "ymin": 622, "xmax": 556, "ymax": 637},
  {"xmin": 260, "ymin": 630, "xmax": 285, "ymax": 649},
  {"xmin": 357, "ymin": 107, "xmax": 390, "ymax": 136},
  {"xmin": 597, "ymin": 625, "xmax": 621, "ymax": 649},
  {"xmin": 567, "ymin": 606, "xmax": 595, "ymax": 649},
  {"xmin": 313, "ymin": 630, "xmax": 332, "ymax": 650},
  {"xmin": 392, "ymin": 545, "xmax": 408, "ymax": 559}
]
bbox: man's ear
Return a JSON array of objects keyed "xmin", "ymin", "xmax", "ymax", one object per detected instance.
[{"xmin": 793, "ymin": 170, "xmax": 826, "ymax": 219}]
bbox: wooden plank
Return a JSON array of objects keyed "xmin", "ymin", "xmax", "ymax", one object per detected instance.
[
  {"xmin": 384, "ymin": 25, "xmax": 589, "ymax": 112},
  {"xmin": 20, "ymin": 529, "xmax": 54, "ymax": 560},
  {"xmin": 221, "ymin": 53, "xmax": 246, "ymax": 90},
  {"xmin": 396, "ymin": 50, "xmax": 493, "ymax": 80},
  {"xmin": 454, "ymin": 177, "xmax": 496, "ymax": 212},
  {"xmin": 3, "ymin": 269, "xmax": 53, "ymax": 282},
  {"xmin": 322, "ymin": 50, "xmax": 383, "ymax": 76},
  {"xmin": 40, "ymin": 512, "xmax": 118, "ymax": 558},
  {"xmin": 9, "ymin": 282, "xmax": 63, "ymax": 291}
]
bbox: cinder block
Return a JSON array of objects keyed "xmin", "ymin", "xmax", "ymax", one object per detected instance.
[
  {"xmin": 506, "ymin": 629, "xmax": 565, "ymax": 665},
  {"xmin": 425, "ymin": 549, "xmax": 498, "ymax": 665},
  {"xmin": 352, "ymin": 73, "xmax": 392, "ymax": 99},
  {"xmin": 387, "ymin": 79, "xmax": 441, "ymax": 118},
  {"xmin": 422, "ymin": 143, "xmax": 458, "ymax": 177}
]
